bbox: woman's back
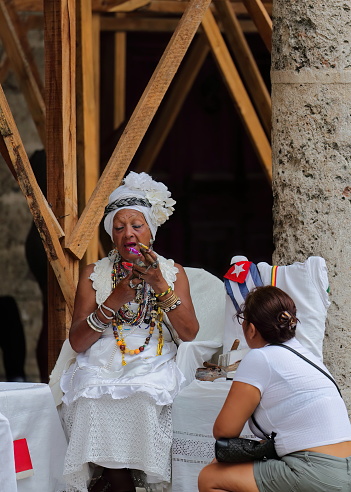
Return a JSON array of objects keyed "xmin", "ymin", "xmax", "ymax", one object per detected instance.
[{"xmin": 234, "ymin": 338, "xmax": 351, "ymax": 457}]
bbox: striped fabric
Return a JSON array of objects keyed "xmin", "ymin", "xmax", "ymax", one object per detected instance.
[{"xmin": 224, "ymin": 262, "xmax": 263, "ymax": 312}]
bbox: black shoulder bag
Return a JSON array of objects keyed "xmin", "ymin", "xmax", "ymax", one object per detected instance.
[{"xmin": 215, "ymin": 343, "xmax": 342, "ymax": 463}]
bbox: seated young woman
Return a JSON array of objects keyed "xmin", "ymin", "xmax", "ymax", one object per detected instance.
[{"xmin": 198, "ymin": 285, "xmax": 351, "ymax": 492}]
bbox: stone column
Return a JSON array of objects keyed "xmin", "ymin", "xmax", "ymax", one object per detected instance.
[{"xmin": 271, "ymin": 0, "xmax": 351, "ymax": 410}]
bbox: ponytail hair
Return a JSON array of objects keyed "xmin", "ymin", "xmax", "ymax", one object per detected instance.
[{"xmin": 242, "ymin": 286, "xmax": 298, "ymax": 343}]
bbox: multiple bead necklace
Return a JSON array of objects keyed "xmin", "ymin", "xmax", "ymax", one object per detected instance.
[{"xmin": 111, "ymin": 260, "xmax": 164, "ymax": 366}]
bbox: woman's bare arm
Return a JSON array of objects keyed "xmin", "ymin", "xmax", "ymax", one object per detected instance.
[{"xmin": 213, "ymin": 381, "xmax": 261, "ymax": 439}]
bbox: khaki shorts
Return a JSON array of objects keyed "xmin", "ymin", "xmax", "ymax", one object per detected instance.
[{"xmin": 254, "ymin": 451, "xmax": 351, "ymax": 492}]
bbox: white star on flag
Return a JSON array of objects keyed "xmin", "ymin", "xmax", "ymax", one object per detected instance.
[{"xmin": 233, "ymin": 263, "xmax": 246, "ymax": 277}]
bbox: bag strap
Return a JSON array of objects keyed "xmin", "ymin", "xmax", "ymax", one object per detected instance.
[
  {"xmin": 250, "ymin": 414, "xmax": 275, "ymax": 441},
  {"xmin": 270, "ymin": 343, "xmax": 342, "ymax": 397}
]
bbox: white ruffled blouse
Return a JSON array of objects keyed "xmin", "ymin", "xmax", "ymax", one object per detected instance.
[{"xmin": 60, "ymin": 255, "xmax": 185, "ymax": 407}]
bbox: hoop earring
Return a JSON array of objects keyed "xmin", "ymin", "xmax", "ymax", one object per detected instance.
[{"xmin": 108, "ymin": 247, "xmax": 121, "ymax": 263}]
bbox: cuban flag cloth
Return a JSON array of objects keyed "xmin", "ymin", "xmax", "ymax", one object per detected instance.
[
  {"xmin": 224, "ymin": 256, "xmax": 263, "ymax": 312},
  {"xmin": 222, "ymin": 256, "xmax": 263, "ymax": 353}
]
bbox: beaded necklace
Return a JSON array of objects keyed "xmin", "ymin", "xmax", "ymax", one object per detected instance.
[{"xmin": 111, "ymin": 260, "xmax": 164, "ymax": 366}]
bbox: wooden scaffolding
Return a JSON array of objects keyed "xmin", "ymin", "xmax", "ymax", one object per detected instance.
[{"xmin": 0, "ymin": 0, "xmax": 272, "ymax": 372}]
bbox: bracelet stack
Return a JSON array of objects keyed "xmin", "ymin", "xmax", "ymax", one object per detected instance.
[
  {"xmin": 156, "ymin": 291, "xmax": 182, "ymax": 312},
  {"xmin": 99, "ymin": 303, "xmax": 116, "ymax": 320},
  {"xmin": 154, "ymin": 286, "xmax": 172, "ymax": 298},
  {"xmin": 86, "ymin": 311, "xmax": 110, "ymax": 333}
]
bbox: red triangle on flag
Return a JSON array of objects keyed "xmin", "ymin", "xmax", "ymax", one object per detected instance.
[{"xmin": 224, "ymin": 261, "xmax": 252, "ymax": 284}]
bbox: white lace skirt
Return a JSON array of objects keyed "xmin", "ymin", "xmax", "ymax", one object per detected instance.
[{"xmin": 61, "ymin": 393, "xmax": 173, "ymax": 492}]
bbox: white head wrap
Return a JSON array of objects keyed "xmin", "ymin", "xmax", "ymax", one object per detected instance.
[{"xmin": 104, "ymin": 171, "xmax": 176, "ymax": 241}]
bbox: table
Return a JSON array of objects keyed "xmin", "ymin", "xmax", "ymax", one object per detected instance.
[
  {"xmin": 0, "ymin": 382, "xmax": 68, "ymax": 492},
  {"xmin": 171, "ymin": 379, "xmax": 255, "ymax": 492}
]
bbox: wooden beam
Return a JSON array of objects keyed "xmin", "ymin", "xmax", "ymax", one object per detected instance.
[
  {"xmin": 10, "ymin": 0, "xmax": 273, "ymax": 14},
  {"xmin": 107, "ymin": 0, "xmax": 150, "ymax": 11},
  {"xmin": 44, "ymin": 0, "xmax": 78, "ymax": 368},
  {"xmin": 201, "ymin": 8, "xmax": 272, "ymax": 182},
  {"xmin": 135, "ymin": 33, "xmax": 209, "ymax": 173},
  {"xmin": 241, "ymin": 0, "xmax": 272, "ymax": 52},
  {"xmin": 215, "ymin": 0, "xmax": 271, "ymax": 136},
  {"xmin": 114, "ymin": 13, "xmax": 126, "ymax": 130},
  {"xmin": 66, "ymin": 0, "xmax": 213, "ymax": 260},
  {"xmin": 0, "ymin": 84, "xmax": 74, "ymax": 310},
  {"xmin": 0, "ymin": 0, "xmax": 46, "ymax": 145},
  {"xmin": 100, "ymin": 12, "xmax": 264, "ymax": 33},
  {"xmin": 76, "ymin": 0, "xmax": 99, "ymax": 264}
]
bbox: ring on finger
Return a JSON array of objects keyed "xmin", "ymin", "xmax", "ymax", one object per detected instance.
[
  {"xmin": 151, "ymin": 260, "xmax": 159, "ymax": 269},
  {"xmin": 129, "ymin": 280, "xmax": 138, "ymax": 289}
]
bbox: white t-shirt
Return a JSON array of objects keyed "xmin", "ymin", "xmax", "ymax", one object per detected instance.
[{"xmin": 234, "ymin": 338, "xmax": 351, "ymax": 457}]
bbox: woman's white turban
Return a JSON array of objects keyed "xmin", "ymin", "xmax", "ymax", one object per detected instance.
[{"xmin": 104, "ymin": 171, "xmax": 176, "ymax": 240}]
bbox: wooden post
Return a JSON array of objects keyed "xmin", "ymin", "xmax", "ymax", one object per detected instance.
[
  {"xmin": 44, "ymin": 0, "xmax": 79, "ymax": 371},
  {"xmin": 76, "ymin": 0, "xmax": 100, "ymax": 265}
]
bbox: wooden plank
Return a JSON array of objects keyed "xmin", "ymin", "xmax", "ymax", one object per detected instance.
[
  {"xmin": 0, "ymin": 0, "xmax": 46, "ymax": 145},
  {"xmin": 66, "ymin": 0, "xmax": 213, "ymax": 260},
  {"xmin": 101, "ymin": 15, "xmax": 180, "ymax": 32},
  {"xmin": 215, "ymin": 0, "xmax": 271, "ymax": 136},
  {"xmin": 135, "ymin": 33, "xmax": 209, "ymax": 173},
  {"xmin": 114, "ymin": 13, "xmax": 126, "ymax": 130},
  {"xmin": 241, "ymin": 0, "xmax": 272, "ymax": 52},
  {"xmin": 107, "ymin": 0, "xmax": 150, "ymax": 11},
  {"xmin": 201, "ymin": 8, "xmax": 272, "ymax": 181},
  {"xmin": 44, "ymin": 0, "xmax": 79, "ymax": 368},
  {"xmin": 11, "ymin": 0, "xmax": 273, "ymax": 14},
  {"xmin": 0, "ymin": 84, "xmax": 75, "ymax": 310},
  {"xmin": 77, "ymin": 0, "xmax": 99, "ymax": 265},
  {"xmin": 100, "ymin": 14, "xmax": 259, "ymax": 33}
]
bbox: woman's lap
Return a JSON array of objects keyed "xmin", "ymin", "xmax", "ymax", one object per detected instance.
[{"xmin": 254, "ymin": 452, "xmax": 351, "ymax": 492}]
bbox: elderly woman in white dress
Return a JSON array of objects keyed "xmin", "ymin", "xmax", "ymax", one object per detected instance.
[{"xmin": 60, "ymin": 172, "xmax": 199, "ymax": 492}]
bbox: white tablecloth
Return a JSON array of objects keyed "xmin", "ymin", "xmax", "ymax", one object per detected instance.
[
  {"xmin": 0, "ymin": 382, "xmax": 67, "ymax": 492},
  {"xmin": 0, "ymin": 411, "xmax": 17, "ymax": 492},
  {"xmin": 171, "ymin": 379, "xmax": 255, "ymax": 492}
]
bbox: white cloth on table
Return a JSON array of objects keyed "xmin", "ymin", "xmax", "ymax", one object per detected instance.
[
  {"xmin": 176, "ymin": 267, "xmax": 226, "ymax": 386},
  {"xmin": 0, "ymin": 411, "xmax": 17, "ymax": 492},
  {"xmin": 60, "ymin": 256, "xmax": 184, "ymax": 492},
  {"xmin": 172, "ymin": 379, "xmax": 256, "ymax": 492},
  {"xmin": 0, "ymin": 382, "xmax": 67, "ymax": 492}
]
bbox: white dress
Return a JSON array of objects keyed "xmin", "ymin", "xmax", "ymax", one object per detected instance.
[{"xmin": 60, "ymin": 256, "xmax": 185, "ymax": 492}]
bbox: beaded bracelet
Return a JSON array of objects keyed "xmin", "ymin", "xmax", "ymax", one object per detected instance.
[
  {"xmin": 157, "ymin": 292, "xmax": 180, "ymax": 310},
  {"xmin": 163, "ymin": 299, "xmax": 182, "ymax": 313},
  {"xmin": 154, "ymin": 286, "xmax": 172, "ymax": 298}
]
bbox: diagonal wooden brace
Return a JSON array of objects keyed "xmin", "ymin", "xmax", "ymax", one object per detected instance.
[
  {"xmin": 0, "ymin": 85, "xmax": 75, "ymax": 313},
  {"xmin": 66, "ymin": 0, "xmax": 213, "ymax": 260}
]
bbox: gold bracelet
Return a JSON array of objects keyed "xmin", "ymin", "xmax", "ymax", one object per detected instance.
[
  {"xmin": 154, "ymin": 286, "xmax": 172, "ymax": 298},
  {"xmin": 157, "ymin": 292, "xmax": 179, "ymax": 310}
]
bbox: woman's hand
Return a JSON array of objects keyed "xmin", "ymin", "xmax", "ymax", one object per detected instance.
[
  {"xmin": 131, "ymin": 246, "xmax": 168, "ymax": 294},
  {"xmin": 107, "ymin": 271, "xmax": 144, "ymax": 309}
]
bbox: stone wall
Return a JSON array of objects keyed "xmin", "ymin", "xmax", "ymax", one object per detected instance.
[{"xmin": 0, "ymin": 26, "xmax": 44, "ymax": 381}]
